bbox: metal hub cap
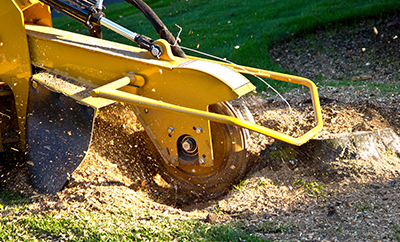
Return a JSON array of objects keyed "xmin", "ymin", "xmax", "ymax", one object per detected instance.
[{"xmin": 181, "ymin": 136, "xmax": 197, "ymax": 154}]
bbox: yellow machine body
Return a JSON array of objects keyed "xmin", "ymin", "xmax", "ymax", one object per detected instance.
[
  {"xmin": 1, "ymin": 0, "xmax": 322, "ymax": 197},
  {"xmin": 25, "ymin": 24, "xmax": 258, "ymax": 166}
]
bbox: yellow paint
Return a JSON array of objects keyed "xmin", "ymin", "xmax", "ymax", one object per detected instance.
[
  {"xmin": 2, "ymin": 0, "xmax": 322, "ymax": 164},
  {"xmin": 0, "ymin": 0, "xmax": 33, "ymax": 149}
]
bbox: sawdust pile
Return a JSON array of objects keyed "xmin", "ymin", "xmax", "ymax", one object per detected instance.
[
  {"xmin": 234, "ymin": 93, "xmax": 392, "ymax": 138},
  {"xmin": 1, "ymin": 87, "xmax": 395, "ymax": 213},
  {"xmin": 2, "ymin": 13, "xmax": 399, "ymax": 241},
  {"xmin": 49, "ymin": 103, "xmax": 178, "ymax": 211},
  {"xmin": 2, "ymin": 90, "xmax": 400, "ymax": 241}
]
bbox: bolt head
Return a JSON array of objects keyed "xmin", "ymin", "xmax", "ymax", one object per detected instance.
[
  {"xmin": 167, "ymin": 126, "xmax": 175, "ymax": 135},
  {"xmin": 182, "ymin": 140, "xmax": 192, "ymax": 151},
  {"xmin": 199, "ymin": 157, "xmax": 206, "ymax": 165},
  {"xmin": 171, "ymin": 157, "xmax": 179, "ymax": 165},
  {"xmin": 195, "ymin": 127, "xmax": 203, "ymax": 135}
]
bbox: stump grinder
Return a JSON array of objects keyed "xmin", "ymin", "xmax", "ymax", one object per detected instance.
[{"xmin": 0, "ymin": 0, "xmax": 323, "ymax": 200}]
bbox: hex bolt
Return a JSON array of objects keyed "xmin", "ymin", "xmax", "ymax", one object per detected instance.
[
  {"xmin": 195, "ymin": 127, "xmax": 203, "ymax": 135},
  {"xmin": 182, "ymin": 139, "xmax": 195, "ymax": 152},
  {"xmin": 171, "ymin": 157, "xmax": 179, "ymax": 165},
  {"xmin": 167, "ymin": 126, "xmax": 175, "ymax": 136},
  {"xmin": 199, "ymin": 157, "xmax": 206, "ymax": 165}
]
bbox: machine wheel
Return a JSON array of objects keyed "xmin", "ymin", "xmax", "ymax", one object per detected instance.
[{"xmin": 157, "ymin": 102, "xmax": 254, "ymax": 202}]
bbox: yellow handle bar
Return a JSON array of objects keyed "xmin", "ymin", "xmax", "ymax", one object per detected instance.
[{"xmin": 91, "ymin": 67, "xmax": 323, "ymax": 146}]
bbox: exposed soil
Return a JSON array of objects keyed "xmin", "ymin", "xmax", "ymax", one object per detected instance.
[{"xmin": 2, "ymin": 12, "xmax": 400, "ymax": 241}]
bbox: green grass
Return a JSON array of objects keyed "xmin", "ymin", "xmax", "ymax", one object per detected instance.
[
  {"xmin": 323, "ymin": 79, "xmax": 400, "ymax": 97},
  {"xmin": 53, "ymin": 0, "xmax": 400, "ymax": 74},
  {"xmin": 52, "ymin": 0, "xmax": 400, "ymax": 93},
  {"xmin": 257, "ymin": 178, "xmax": 273, "ymax": 187},
  {"xmin": 232, "ymin": 179, "xmax": 248, "ymax": 191},
  {"xmin": 292, "ymin": 179, "xmax": 327, "ymax": 200},
  {"xmin": 392, "ymin": 223, "xmax": 400, "ymax": 241},
  {"xmin": 0, "ymin": 193, "xmax": 267, "ymax": 241}
]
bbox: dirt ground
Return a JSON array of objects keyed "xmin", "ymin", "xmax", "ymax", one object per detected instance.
[{"xmin": 2, "ymin": 13, "xmax": 400, "ymax": 241}]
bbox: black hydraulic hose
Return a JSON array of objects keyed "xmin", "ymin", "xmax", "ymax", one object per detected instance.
[{"xmin": 124, "ymin": 0, "xmax": 186, "ymax": 58}]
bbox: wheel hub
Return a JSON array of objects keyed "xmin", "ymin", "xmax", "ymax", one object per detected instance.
[
  {"xmin": 177, "ymin": 135, "xmax": 199, "ymax": 165},
  {"xmin": 181, "ymin": 136, "xmax": 197, "ymax": 153}
]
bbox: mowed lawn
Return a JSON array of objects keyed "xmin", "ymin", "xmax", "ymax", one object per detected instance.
[{"xmin": 54, "ymin": 0, "xmax": 400, "ymax": 73}]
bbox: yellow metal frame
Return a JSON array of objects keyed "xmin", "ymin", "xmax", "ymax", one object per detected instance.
[
  {"xmin": 25, "ymin": 25, "xmax": 251, "ymax": 166},
  {"xmin": 4, "ymin": 0, "xmax": 322, "ymax": 168},
  {"xmin": 17, "ymin": 0, "xmax": 52, "ymax": 27},
  {"xmin": 91, "ymin": 68, "xmax": 322, "ymax": 146},
  {"xmin": 207, "ymin": 60, "xmax": 324, "ymax": 146},
  {"xmin": 85, "ymin": 38, "xmax": 322, "ymax": 147},
  {"xmin": 0, "ymin": 0, "xmax": 33, "ymax": 149},
  {"xmin": 0, "ymin": 0, "xmax": 323, "ymax": 195},
  {"xmin": 25, "ymin": 24, "xmax": 322, "ymax": 150}
]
